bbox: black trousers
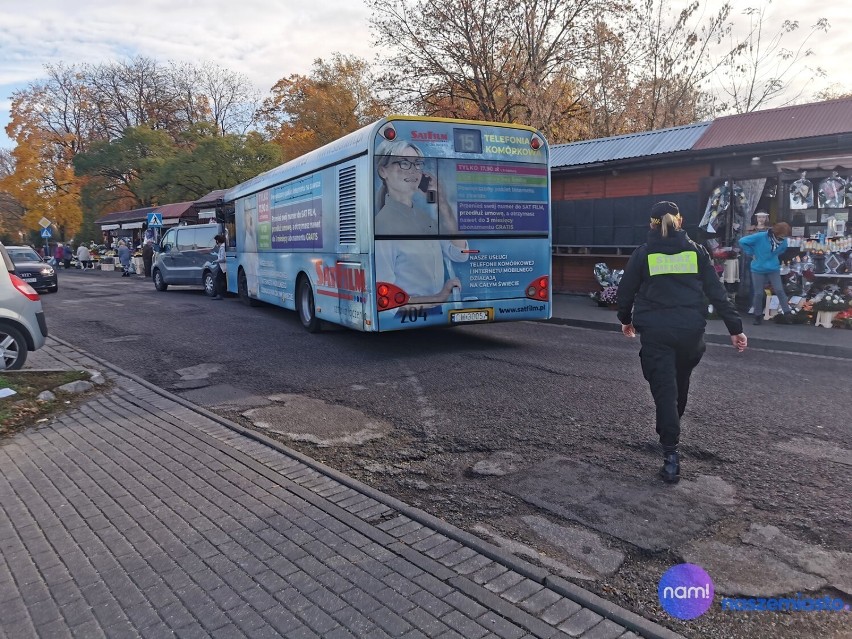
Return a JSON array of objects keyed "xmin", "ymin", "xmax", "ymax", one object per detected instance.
[
  {"xmin": 215, "ymin": 270, "xmax": 226, "ymax": 297},
  {"xmin": 638, "ymin": 327, "xmax": 706, "ymax": 448}
]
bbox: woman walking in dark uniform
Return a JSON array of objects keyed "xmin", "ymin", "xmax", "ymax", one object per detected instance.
[{"xmin": 617, "ymin": 202, "xmax": 747, "ymax": 483}]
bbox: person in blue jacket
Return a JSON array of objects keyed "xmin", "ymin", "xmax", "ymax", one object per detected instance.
[
  {"xmin": 738, "ymin": 222, "xmax": 792, "ymax": 325},
  {"xmin": 617, "ymin": 202, "xmax": 747, "ymax": 484}
]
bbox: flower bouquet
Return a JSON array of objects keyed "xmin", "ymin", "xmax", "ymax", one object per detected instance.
[
  {"xmin": 832, "ymin": 309, "xmax": 852, "ymax": 329},
  {"xmin": 600, "ymin": 285, "xmax": 619, "ymax": 306},
  {"xmin": 590, "ymin": 262, "xmax": 623, "ymax": 307},
  {"xmin": 777, "ymin": 307, "xmax": 812, "ymax": 324},
  {"xmin": 813, "ymin": 292, "xmax": 851, "ymax": 312}
]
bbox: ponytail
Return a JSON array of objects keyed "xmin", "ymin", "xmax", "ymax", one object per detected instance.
[{"xmin": 659, "ymin": 213, "xmax": 682, "ymax": 238}]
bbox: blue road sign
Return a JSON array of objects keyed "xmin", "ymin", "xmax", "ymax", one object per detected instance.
[
  {"xmin": 147, "ymin": 212, "xmax": 163, "ymax": 227},
  {"xmin": 40, "ymin": 228, "xmax": 52, "ymax": 238}
]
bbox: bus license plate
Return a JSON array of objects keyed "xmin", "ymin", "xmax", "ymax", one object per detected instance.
[{"xmin": 450, "ymin": 309, "xmax": 492, "ymax": 324}]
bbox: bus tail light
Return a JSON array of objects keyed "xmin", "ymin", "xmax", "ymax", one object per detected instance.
[
  {"xmin": 376, "ymin": 282, "xmax": 409, "ymax": 310},
  {"xmin": 529, "ymin": 133, "xmax": 544, "ymax": 151},
  {"xmin": 380, "ymin": 123, "xmax": 397, "ymax": 141},
  {"xmin": 525, "ymin": 275, "xmax": 549, "ymax": 301}
]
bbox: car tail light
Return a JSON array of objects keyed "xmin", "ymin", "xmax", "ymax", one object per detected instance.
[
  {"xmin": 376, "ymin": 282, "xmax": 408, "ymax": 311},
  {"xmin": 525, "ymin": 275, "xmax": 549, "ymax": 301},
  {"xmin": 10, "ymin": 274, "xmax": 40, "ymax": 301}
]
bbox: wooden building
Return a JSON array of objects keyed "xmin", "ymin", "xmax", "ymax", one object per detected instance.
[{"xmin": 551, "ymin": 97, "xmax": 852, "ymax": 294}]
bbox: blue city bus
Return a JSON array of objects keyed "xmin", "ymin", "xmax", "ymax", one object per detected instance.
[{"xmin": 220, "ymin": 115, "xmax": 551, "ymax": 332}]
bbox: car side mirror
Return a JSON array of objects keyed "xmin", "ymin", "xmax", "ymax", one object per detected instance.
[{"xmin": 161, "ymin": 243, "xmax": 171, "ymax": 252}]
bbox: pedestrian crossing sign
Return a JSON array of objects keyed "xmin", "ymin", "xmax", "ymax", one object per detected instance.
[
  {"xmin": 147, "ymin": 212, "xmax": 163, "ymax": 228},
  {"xmin": 40, "ymin": 228, "xmax": 52, "ymax": 238}
]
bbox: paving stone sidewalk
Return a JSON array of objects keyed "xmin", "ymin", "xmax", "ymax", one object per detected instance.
[{"xmin": 1, "ymin": 339, "xmax": 683, "ymax": 638}]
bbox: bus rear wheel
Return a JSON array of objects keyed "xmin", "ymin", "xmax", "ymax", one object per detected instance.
[
  {"xmin": 238, "ymin": 269, "xmax": 260, "ymax": 307},
  {"xmin": 298, "ymin": 277, "xmax": 321, "ymax": 333}
]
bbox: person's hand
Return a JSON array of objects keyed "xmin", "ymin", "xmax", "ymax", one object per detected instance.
[
  {"xmin": 731, "ymin": 333, "xmax": 747, "ymax": 352},
  {"xmin": 621, "ymin": 323, "xmax": 636, "ymax": 338},
  {"xmin": 440, "ymin": 278, "xmax": 461, "ymax": 300}
]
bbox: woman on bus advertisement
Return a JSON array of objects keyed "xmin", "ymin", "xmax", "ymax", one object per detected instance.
[{"xmin": 375, "ymin": 139, "xmax": 469, "ymax": 304}]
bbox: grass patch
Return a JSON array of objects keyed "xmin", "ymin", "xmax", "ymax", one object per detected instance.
[{"xmin": 0, "ymin": 371, "xmax": 105, "ymax": 440}]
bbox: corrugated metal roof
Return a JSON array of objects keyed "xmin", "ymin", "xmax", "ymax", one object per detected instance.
[
  {"xmin": 193, "ymin": 189, "xmax": 228, "ymax": 207},
  {"xmin": 550, "ymin": 122, "xmax": 711, "ymax": 169},
  {"xmin": 153, "ymin": 201, "xmax": 194, "ymax": 221},
  {"xmin": 693, "ymin": 97, "xmax": 852, "ymax": 150},
  {"xmin": 94, "ymin": 201, "xmax": 194, "ymax": 225},
  {"xmin": 95, "ymin": 206, "xmax": 155, "ymax": 225}
]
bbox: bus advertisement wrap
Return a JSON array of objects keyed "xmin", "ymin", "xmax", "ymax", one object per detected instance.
[
  {"xmin": 223, "ymin": 116, "xmax": 550, "ymax": 332},
  {"xmin": 373, "ymin": 120, "xmax": 550, "ymax": 331}
]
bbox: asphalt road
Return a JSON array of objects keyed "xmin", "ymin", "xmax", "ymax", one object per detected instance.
[{"xmin": 40, "ymin": 268, "xmax": 852, "ymax": 639}]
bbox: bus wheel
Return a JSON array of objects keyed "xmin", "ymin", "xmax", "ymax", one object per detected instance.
[
  {"xmin": 238, "ymin": 269, "xmax": 260, "ymax": 307},
  {"xmin": 298, "ymin": 277, "xmax": 321, "ymax": 333}
]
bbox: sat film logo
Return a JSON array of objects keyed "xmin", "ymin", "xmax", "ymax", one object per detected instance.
[{"xmin": 658, "ymin": 563, "xmax": 715, "ymax": 620}]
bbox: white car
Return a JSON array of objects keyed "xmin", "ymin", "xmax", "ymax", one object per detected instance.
[{"xmin": 0, "ymin": 242, "xmax": 48, "ymax": 369}]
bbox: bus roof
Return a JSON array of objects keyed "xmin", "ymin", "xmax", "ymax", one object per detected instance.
[{"xmin": 223, "ymin": 116, "xmax": 542, "ymax": 203}]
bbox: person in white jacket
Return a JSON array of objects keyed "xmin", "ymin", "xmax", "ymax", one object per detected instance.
[{"xmin": 76, "ymin": 244, "xmax": 92, "ymax": 270}]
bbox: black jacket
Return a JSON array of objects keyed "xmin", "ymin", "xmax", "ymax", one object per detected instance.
[{"xmin": 617, "ymin": 229, "xmax": 743, "ymax": 335}]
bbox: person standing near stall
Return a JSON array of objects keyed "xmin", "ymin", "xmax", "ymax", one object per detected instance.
[
  {"xmin": 617, "ymin": 202, "xmax": 747, "ymax": 484},
  {"xmin": 211, "ymin": 234, "xmax": 227, "ymax": 300},
  {"xmin": 738, "ymin": 221, "xmax": 792, "ymax": 325},
  {"xmin": 142, "ymin": 239, "xmax": 154, "ymax": 278}
]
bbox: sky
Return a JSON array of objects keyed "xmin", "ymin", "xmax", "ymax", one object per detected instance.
[{"xmin": 0, "ymin": 0, "xmax": 849, "ymax": 150}]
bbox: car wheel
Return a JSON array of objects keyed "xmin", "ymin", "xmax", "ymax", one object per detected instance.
[
  {"xmin": 0, "ymin": 324, "xmax": 28, "ymax": 370},
  {"xmin": 153, "ymin": 268, "xmax": 168, "ymax": 291},
  {"xmin": 298, "ymin": 276, "xmax": 321, "ymax": 333},
  {"xmin": 203, "ymin": 270, "xmax": 217, "ymax": 297},
  {"xmin": 238, "ymin": 269, "xmax": 260, "ymax": 307}
]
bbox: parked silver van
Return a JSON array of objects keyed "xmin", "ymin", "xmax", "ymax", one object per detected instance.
[{"xmin": 152, "ymin": 224, "xmax": 219, "ymax": 292}]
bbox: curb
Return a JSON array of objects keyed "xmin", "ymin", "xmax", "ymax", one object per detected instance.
[
  {"xmin": 47, "ymin": 335, "xmax": 685, "ymax": 639},
  {"xmin": 546, "ymin": 317, "xmax": 852, "ymax": 359}
]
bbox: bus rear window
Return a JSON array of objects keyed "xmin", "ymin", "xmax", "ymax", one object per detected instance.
[{"xmin": 453, "ymin": 129, "xmax": 482, "ymax": 154}]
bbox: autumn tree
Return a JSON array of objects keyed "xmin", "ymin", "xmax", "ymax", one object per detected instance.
[
  {"xmin": 83, "ymin": 56, "xmax": 259, "ymax": 143},
  {"xmin": 259, "ymin": 54, "xmax": 389, "ymax": 160},
  {"xmin": 714, "ymin": 3, "xmax": 830, "ymax": 113},
  {"xmin": 0, "ymin": 149, "xmax": 25, "ymax": 240},
  {"xmin": 4, "ymin": 56, "xmax": 263, "ymax": 239},
  {"xmin": 73, "ymin": 126, "xmax": 179, "ymax": 209},
  {"xmin": 368, "ymin": 0, "xmax": 600, "ymax": 142},
  {"xmin": 151, "ymin": 128, "xmax": 283, "ymax": 202},
  {"xmin": 1, "ymin": 87, "xmax": 84, "ymax": 239}
]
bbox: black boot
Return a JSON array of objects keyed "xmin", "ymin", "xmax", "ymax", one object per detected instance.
[
  {"xmin": 752, "ymin": 315, "xmax": 762, "ymax": 325},
  {"xmin": 659, "ymin": 447, "xmax": 680, "ymax": 484}
]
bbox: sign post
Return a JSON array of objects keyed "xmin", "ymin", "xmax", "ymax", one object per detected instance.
[
  {"xmin": 39, "ymin": 220, "xmax": 53, "ymax": 260},
  {"xmin": 146, "ymin": 212, "xmax": 163, "ymax": 244}
]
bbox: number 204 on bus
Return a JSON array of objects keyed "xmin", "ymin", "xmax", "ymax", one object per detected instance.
[{"xmin": 219, "ymin": 115, "xmax": 552, "ymax": 332}]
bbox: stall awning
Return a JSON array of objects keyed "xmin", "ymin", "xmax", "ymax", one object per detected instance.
[
  {"xmin": 774, "ymin": 155, "xmax": 852, "ymax": 171},
  {"xmin": 101, "ymin": 224, "xmax": 121, "ymax": 231},
  {"xmin": 121, "ymin": 222, "xmax": 144, "ymax": 229}
]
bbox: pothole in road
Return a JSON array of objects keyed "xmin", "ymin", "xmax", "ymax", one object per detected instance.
[
  {"xmin": 242, "ymin": 394, "xmax": 393, "ymax": 447},
  {"xmin": 498, "ymin": 456, "xmax": 730, "ymax": 552}
]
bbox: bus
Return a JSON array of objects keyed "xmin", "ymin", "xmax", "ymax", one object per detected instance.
[{"xmin": 218, "ymin": 116, "xmax": 551, "ymax": 332}]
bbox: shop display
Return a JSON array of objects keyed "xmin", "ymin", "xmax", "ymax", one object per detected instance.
[
  {"xmin": 818, "ymin": 172, "xmax": 847, "ymax": 208},
  {"xmin": 700, "ymin": 181, "xmax": 747, "ymax": 236},
  {"xmin": 789, "ymin": 171, "xmax": 814, "ymax": 209}
]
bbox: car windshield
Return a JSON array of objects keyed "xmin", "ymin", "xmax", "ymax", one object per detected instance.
[{"xmin": 9, "ymin": 249, "xmax": 42, "ymax": 263}]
